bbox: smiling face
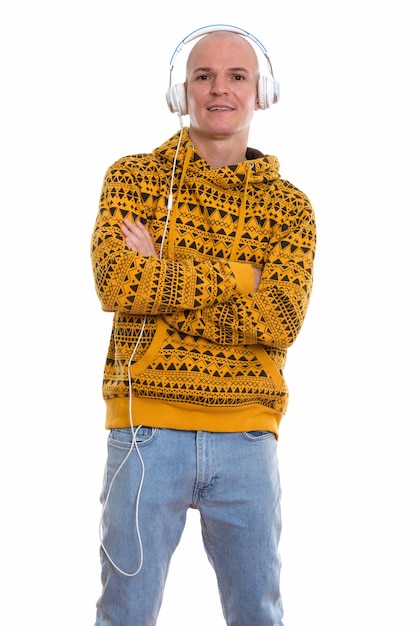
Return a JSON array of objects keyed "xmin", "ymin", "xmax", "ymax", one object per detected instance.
[{"xmin": 185, "ymin": 31, "xmax": 260, "ymax": 147}]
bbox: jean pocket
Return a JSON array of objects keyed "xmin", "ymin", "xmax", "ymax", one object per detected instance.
[
  {"xmin": 109, "ymin": 426, "xmax": 156, "ymax": 448},
  {"xmin": 242, "ymin": 430, "xmax": 275, "ymax": 441}
]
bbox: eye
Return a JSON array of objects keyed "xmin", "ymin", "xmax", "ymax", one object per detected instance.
[
  {"xmin": 197, "ymin": 74, "xmax": 211, "ymax": 81},
  {"xmin": 232, "ymin": 74, "xmax": 245, "ymax": 81}
]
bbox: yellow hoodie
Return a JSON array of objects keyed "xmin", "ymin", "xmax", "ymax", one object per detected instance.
[{"xmin": 91, "ymin": 128, "xmax": 316, "ymax": 437}]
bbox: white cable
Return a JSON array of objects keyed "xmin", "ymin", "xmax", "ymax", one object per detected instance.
[
  {"xmin": 99, "ymin": 424, "xmax": 145, "ymax": 576},
  {"xmin": 99, "ymin": 118, "xmax": 184, "ymax": 576},
  {"xmin": 99, "ymin": 318, "xmax": 147, "ymax": 577},
  {"xmin": 160, "ymin": 115, "xmax": 183, "ymax": 253}
]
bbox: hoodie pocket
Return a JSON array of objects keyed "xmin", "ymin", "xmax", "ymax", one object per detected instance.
[
  {"xmin": 129, "ymin": 317, "xmax": 170, "ymax": 376},
  {"xmin": 251, "ymin": 344, "xmax": 285, "ymax": 391}
]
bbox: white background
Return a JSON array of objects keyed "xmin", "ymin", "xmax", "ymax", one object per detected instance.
[{"xmin": 1, "ymin": 1, "xmax": 417, "ymax": 624}]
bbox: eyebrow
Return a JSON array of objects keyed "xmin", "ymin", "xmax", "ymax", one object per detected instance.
[{"xmin": 191, "ymin": 66, "xmax": 251, "ymax": 74}]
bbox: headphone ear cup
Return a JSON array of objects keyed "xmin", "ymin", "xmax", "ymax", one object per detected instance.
[
  {"xmin": 257, "ymin": 76, "xmax": 280, "ymax": 109},
  {"xmin": 166, "ymin": 83, "xmax": 188, "ymax": 115}
]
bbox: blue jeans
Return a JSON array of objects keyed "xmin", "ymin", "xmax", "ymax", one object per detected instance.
[{"xmin": 95, "ymin": 427, "xmax": 284, "ymax": 626}]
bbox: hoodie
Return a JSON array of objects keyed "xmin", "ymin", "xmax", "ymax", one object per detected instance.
[{"xmin": 91, "ymin": 128, "xmax": 316, "ymax": 436}]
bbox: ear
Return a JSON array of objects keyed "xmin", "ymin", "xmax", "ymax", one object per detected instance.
[{"xmin": 182, "ymin": 82, "xmax": 188, "ymax": 113}]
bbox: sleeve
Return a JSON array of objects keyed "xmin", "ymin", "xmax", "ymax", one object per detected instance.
[
  {"xmin": 162, "ymin": 193, "xmax": 316, "ymax": 349},
  {"xmin": 90, "ymin": 162, "xmax": 255, "ymax": 315}
]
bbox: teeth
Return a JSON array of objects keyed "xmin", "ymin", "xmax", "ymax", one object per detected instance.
[{"xmin": 209, "ymin": 107, "xmax": 231, "ymax": 111}]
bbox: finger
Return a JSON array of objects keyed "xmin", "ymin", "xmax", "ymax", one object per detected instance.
[
  {"xmin": 121, "ymin": 221, "xmax": 156, "ymax": 256},
  {"xmin": 122, "ymin": 218, "xmax": 142, "ymax": 235}
]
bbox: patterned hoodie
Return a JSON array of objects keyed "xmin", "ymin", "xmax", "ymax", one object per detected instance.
[{"xmin": 91, "ymin": 128, "xmax": 316, "ymax": 436}]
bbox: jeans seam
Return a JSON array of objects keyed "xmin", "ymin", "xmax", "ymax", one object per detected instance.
[{"xmin": 199, "ymin": 517, "xmax": 229, "ymax": 621}]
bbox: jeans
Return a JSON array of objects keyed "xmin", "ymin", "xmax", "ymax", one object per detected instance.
[{"xmin": 95, "ymin": 427, "xmax": 284, "ymax": 626}]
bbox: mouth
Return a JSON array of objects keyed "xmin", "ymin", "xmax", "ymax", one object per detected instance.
[{"xmin": 208, "ymin": 106, "xmax": 234, "ymax": 112}]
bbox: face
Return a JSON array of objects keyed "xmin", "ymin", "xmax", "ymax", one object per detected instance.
[{"xmin": 185, "ymin": 32, "xmax": 260, "ymax": 143}]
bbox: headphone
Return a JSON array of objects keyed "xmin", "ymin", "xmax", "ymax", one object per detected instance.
[{"xmin": 166, "ymin": 24, "xmax": 280, "ymax": 116}]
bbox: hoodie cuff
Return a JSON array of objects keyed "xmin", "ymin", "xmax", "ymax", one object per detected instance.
[{"xmin": 229, "ymin": 261, "xmax": 255, "ymax": 295}]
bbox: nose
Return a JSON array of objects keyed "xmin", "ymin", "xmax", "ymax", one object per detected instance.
[{"xmin": 210, "ymin": 76, "xmax": 228, "ymax": 95}]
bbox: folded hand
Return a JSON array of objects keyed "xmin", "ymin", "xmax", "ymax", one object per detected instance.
[{"xmin": 121, "ymin": 219, "xmax": 157, "ymax": 257}]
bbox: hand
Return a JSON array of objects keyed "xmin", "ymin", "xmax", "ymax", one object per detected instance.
[
  {"xmin": 121, "ymin": 219, "xmax": 157, "ymax": 257},
  {"xmin": 253, "ymin": 266, "xmax": 262, "ymax": 291}
]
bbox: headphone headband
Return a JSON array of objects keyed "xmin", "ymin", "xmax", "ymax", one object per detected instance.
[{"xmin": 169, "ymin": 24, "xmax": 269, "ymax": 67}]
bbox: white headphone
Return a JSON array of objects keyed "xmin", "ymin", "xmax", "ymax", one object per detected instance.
[{"xmin": 166, "ymin": 24, "xmax": 280, "ymax": 116}]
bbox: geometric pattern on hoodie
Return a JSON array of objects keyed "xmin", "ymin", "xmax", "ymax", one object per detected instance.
[{"xmin": 91, "ymin": 128, "xmax": 316, "ymax": 427}]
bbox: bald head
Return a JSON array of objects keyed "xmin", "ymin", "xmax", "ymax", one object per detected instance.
[{"xmin": 186, "ymin": 31, "xmax": 260, "ymax": 80}]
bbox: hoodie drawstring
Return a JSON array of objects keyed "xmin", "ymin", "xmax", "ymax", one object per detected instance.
[
  {"xmin": 229, "ymin": 161, "xmax": 253, "ymax": 261},
  {"xmin": 167, "ymin": 142, "xmax": 195, "ymax": 258}
]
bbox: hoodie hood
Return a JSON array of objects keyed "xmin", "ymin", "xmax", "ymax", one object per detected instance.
[
  {"xmin": 154, "ymin": 127, "xmax": 281, "ymax": 190},
  {"xmin": 153, "ymin": 127, "xmax": 282, "ymax": 262}
]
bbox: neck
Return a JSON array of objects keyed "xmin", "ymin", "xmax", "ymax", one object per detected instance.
[{"xmin": 188, "ymin": 128, "xmax": 248, "ymax": 168}]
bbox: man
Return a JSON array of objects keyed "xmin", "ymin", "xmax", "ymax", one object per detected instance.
[{"xmin": 91, "ymin": 26, "xmax": 316, "ymax": 626}]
